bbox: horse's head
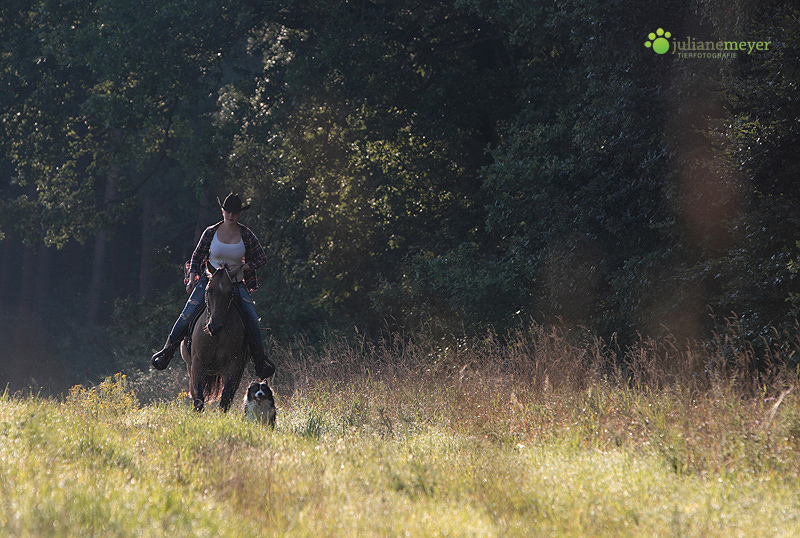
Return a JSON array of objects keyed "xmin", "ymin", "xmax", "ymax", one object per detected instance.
[{"xmin": 204, "ymin": 261, "xmax": 241, "ymax": 337}]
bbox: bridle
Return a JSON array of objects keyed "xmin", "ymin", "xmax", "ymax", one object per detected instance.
[{"xmin": 204, "ymin": 266, "xmax": 237, "ymax": 336}]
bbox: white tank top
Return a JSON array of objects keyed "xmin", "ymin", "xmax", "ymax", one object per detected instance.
[{"xmin": 210, "ymin": 232, "xmax": 246, "ymax": 277}]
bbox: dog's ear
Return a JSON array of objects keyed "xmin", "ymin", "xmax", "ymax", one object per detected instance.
[{"xmin": 246, "ymin": 380, "xmax": 258, "ymax": 396}]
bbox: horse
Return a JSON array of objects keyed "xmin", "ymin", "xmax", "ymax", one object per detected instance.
[{"xmin": 181, "ymin": 261, "xmax": 249, "ymax": 412}]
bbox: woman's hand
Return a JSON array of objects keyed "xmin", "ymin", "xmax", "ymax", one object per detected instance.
[{"xmin": 187, "ymin": 273, "xmax": 198, "ymax": 294}]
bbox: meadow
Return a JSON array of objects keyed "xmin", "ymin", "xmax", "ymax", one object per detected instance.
[{"xmin": 2, "ymin": 324, "xmax": 800, "ymax": 537}]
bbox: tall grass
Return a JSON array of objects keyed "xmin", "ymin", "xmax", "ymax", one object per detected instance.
[{"xmin": 2, "ymin": 323, "xmax": 800, "ymax": 536}]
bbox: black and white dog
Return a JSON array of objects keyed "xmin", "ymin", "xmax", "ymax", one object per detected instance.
[{"xmin": 243, "ymin": 380, "xmax": 276, "ymax": 427}]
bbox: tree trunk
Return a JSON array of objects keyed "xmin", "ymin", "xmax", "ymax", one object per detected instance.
[
  {"xmin": 0, "ymin": 235, "xmax": 16, "ymax": 309},
  {"xmin": 34, "ymin": 244, "xmax": 52, "ymax": 316},
  {"xmin": 195, "ymin": 192, "xmax": 213, "ymax": 244},
  {"xmin": 18, "ymin": 243, "xmax": 36, "ymax": 319},
  {"xmin": 86, "ymin": 177, "xmax": 117, "ymax": 326},
  {"xmin": 139, "ymin": 194, "xmax": 154, "ymax": 299}
]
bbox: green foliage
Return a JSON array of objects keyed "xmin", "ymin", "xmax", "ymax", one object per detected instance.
[
  {"xmin": 215, "ymin": 0, "xmax": 520, "ymax": 333},
  {"xmin": 2, "ymin": 0, "xmax": 799, "ymax": 361},
  {"xmin": 108, "ymin": 286, "xmax": 187, "ymax": 356},
  {"xmin": 692, "ymin": 3, "xmax": 800, "ymax": 343},
  {"xmin": 0, "ymin": 0, "xmax": 261, "ymax": 244},
  {"xmin": 66, "ymin": 373, "xmax": 137, "ymax": 418},
  {"xmin": 474, "ymin": 0, "xmax": 686, "ymax": 338}
]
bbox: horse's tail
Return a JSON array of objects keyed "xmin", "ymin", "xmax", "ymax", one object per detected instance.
[{"xmin": 204, "ymin": 375, "xmax": 224, "ymax": 402}]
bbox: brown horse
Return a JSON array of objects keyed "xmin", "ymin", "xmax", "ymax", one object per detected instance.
[{"xmin": 181, "ymin": 261, "xmax": 249, "ymax": 412}]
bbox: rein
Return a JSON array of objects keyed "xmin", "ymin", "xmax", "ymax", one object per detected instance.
[{"xmin": 203, "ymin": 268, "xmax": 237, "ymax": 336}]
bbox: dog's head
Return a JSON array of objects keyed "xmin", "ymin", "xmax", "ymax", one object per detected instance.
[
  {"xmin": 244, "ymin": 380, "xmax": 277, "ymax": 427},
  {"xmin": 245, "ymin": 380, "xmax": 273, "ymax": 404}
]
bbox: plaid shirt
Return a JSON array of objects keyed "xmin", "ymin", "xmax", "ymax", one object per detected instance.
[{"xmin": 185, "ymin": 221, "xmax": 267, "ymax": 291}]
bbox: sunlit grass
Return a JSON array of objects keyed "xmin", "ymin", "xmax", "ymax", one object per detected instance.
[{"xmin": 3, "ymin": 326, "xmax": 800, "ymax": 536}]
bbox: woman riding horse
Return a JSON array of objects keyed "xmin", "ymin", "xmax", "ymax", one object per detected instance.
[{"xmin": 151, "ymin": 193, "xmax": 275, "ymax": 379}]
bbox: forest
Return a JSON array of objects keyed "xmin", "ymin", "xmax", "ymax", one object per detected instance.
[{"xmin": 1, "ymin": 0, "xmax": 799, "ymax": 393}]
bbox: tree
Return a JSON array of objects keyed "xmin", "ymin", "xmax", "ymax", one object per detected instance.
[
  {"xmin": 215, "ymin": 0, "xmax": 519, "ymax": 333},
  {"xmin": 1, "ymin": 0, "xmax": 266, "ymax": 323},
  {"xmin": 691, "ymin": 2, "xmax": 800, "ymax": 343}
]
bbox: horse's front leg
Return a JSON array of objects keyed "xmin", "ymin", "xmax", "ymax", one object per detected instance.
[
  {"xmin": 218, "ymin": 386, "xmax": 234, "ymax": 412},
  {"xmin": 218, "ymin": 359, "xmax": 247, "ymax": 412},
  {"xmin": 218, "ymin": 374, "xmax": 239, "ymax": 412}
]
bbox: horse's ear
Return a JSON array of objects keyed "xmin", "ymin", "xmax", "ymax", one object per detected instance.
[{"xmin": 206, "ymin": 260, "xmax": 216, "ymax": 277}]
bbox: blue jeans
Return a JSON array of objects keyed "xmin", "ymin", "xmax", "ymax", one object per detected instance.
[
  {"xmin": 234, "ymin": 282, "xmax": 264, "ymax": 354},
  {"xmin": 168, "ymin": 276, "xmax": 265, "ymax": 354}
]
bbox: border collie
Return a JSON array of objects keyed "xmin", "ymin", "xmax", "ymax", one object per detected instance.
[{"xmin": 243, "ymin": 380, "xmax": 276, "ymax": 427}]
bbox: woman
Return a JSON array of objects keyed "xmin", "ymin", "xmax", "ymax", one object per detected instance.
[{"xmin": 151, "ymin": 193, "xmax": 275, "ymax": 379}]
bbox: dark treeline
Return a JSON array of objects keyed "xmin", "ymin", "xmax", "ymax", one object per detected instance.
[{"xmin": 1, "ymin": 0, "xmax": 799, "ymax": 390}]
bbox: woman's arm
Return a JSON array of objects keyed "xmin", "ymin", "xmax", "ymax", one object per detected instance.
[
  {"xmin": 240, "ymin": 224, "xmax": 267, "ymax": 271},
  {"xmin": 188, "ymin": 225, "xmax": 217, "ymax": 276}
]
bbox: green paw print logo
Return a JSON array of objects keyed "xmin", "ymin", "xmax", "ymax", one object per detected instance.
[{"xmin": 645, "ymin": 28, "xmax": 671, "ymax": 54}]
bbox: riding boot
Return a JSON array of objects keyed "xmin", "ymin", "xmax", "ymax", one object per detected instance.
[
  {"xmin": 151, "ymin": 337, "xmax": 181, "ymax": 370},
  {"xmin": 233, "ymin": 282, "xmax": 274, "ymax": 378},
  {"xmin": 251, "ymin": 346, "xmax": 275, "ymax": 379}
]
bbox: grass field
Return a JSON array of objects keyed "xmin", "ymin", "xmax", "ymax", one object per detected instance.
[{"xmin": 2, "ymin": 325, "xmax": 800, "ymax": 537}]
